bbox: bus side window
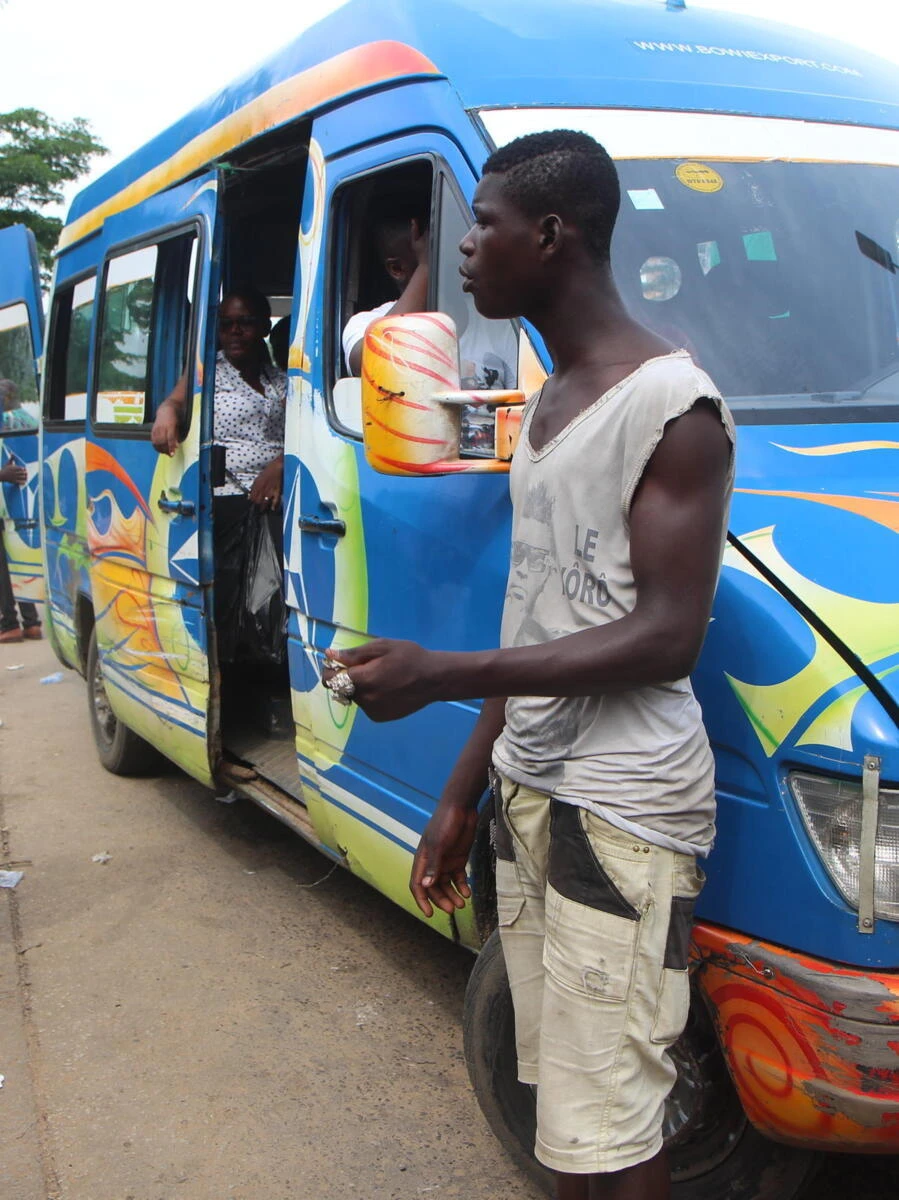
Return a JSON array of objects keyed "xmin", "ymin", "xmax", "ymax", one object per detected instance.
[
  {"xmin": 93, "ymin": 231, "xmax": 197, "ymax": 430},
  {"xmin": 0, "ymin": 302, "xmax": 40, "ymax": 432},
  {"xmin": 45, "ymin": 276, "xmax": 96, "ymax": 425},
  {"xmin": 153, "ymin": 233, "xmax": 196, "ymax": 411},
  {"xmin": 328, "ymin": 159, "xmax": 434, "ymax": 437}
]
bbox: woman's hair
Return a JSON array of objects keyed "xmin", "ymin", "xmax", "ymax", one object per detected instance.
[{"xmin": 223, "ymin": 285, "xmax": 271, "ymax": 322}]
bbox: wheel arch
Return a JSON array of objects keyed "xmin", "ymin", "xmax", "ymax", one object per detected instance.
[
  {"xmin": 468, "ymin": 788, "xmax": 498, "ymax": 948},
  {"xmin": 74, "ymin": 591, "xmax": 95, "ymax": 676}
]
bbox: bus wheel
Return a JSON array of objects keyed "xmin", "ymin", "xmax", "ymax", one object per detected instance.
[
  {"xmin": 463, "ymin": 930, "xmax": 818, "ymax": 1199},
  {"xmin": 87, "ymin": 630, "xmax": 160, "ymax": 776}
]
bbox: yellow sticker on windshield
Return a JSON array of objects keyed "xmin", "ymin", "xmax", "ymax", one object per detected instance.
[{"xmin": 675, "ymin": 162, "xmax": 724, "ymax": 193}]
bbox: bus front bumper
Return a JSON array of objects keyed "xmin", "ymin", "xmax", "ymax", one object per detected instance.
[{"xmin": 692, "ymin": 922, "xmax": 899, "ymax": 1152}]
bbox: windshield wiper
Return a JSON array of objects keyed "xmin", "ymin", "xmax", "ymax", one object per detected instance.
[
  {"xmin": 856, "ymin": 230, "xmax": 899, "ymax": 347},
  {"xmin": 856, "ymin": 230, "xmax": 897, "ymax": 275}
]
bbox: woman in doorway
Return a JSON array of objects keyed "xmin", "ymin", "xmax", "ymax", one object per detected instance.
[{"xmin": 151, "ymin": 288, "xmax": 287, "ymax": 662}]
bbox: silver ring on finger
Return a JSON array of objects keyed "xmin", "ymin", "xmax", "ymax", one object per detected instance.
[{"xmin": 325, "ymin": 669, "xmax": 355, "ymax": 705}]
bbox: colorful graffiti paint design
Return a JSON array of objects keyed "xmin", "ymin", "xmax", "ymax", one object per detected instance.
[
  {"xmin": 1, "ymin": 433, "xmax": 44, "ymax": 604},
  {"xmin": 285, "ymin": 139, "xmax": 368, "ymax": 777},
  {"xmin": 40, "ymin": 424, "xmax": 211, "ymax": 783},
  {"xmin": 722, "ymin": 437, "xmax": 899, "ymax": 762},
  {"xmin": 694, "ymin": 923, "xmax": 899, "ymax": 1148},
  {"xmin": 86, "ymin": 442, "xmax": 210, "ymax": 780},
  {"xmin": 41, "ymin": 438, "xmax": 90, "ymax": 664}
]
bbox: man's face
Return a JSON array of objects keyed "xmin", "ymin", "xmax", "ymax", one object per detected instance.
[{"xmin": 459, "ymin": 174, "xmax": 542, "ymax": 321}]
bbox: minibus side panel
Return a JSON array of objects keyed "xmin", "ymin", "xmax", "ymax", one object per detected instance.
[
  {"xmin": 285, "ymin": 92, "xmax": 509, "ymax": 940},
  {"xmin": 0, "ymin": 225, "xmax": 44, "ymax": 610},
  {"xmin": 41, "ymin": 239, "xmax": 104, "ymax": 670}
]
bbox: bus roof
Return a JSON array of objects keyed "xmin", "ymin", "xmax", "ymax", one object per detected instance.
[{"xmin": 65, "ymin": 0, "xmax": 899, "ymax": 235}]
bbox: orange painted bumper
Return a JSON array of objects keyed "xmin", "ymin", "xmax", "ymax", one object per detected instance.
[{"xmin": 692, "ymin": 923, "xmax": 899, "ymax": 1152}]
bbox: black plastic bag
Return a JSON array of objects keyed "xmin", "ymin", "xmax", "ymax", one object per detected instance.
[{"xmin": 236, "ymin": 507, "xmax": 286, "ymax": 664}]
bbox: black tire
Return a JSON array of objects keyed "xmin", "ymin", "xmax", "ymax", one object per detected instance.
[
  {"xmin": 463, "ymin": 930, "xmax": 819, "ymax": 1199},
  {"xmin": 86, "ymin": 629, "xmax": 161, "ymax": 776}
]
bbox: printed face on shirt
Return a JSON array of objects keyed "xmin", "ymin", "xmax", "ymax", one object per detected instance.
[{"xmin": 506, "ymin": 496, "xmax": 558, "ymax": 647}]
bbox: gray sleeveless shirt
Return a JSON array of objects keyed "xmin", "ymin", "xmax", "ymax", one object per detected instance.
[{"xmin": 491, "ymin": 351, "xmax": 735, "ymax": 857}]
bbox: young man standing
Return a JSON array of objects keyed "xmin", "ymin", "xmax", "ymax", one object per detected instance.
[{"xmin": 324, "ymin": 131, "xmax": 734, "ymax": 1200}]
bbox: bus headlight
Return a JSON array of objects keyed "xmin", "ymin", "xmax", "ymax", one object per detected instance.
[{"xmin": 789, "ymin": 772, "xmax": 899, "ymax": 921}]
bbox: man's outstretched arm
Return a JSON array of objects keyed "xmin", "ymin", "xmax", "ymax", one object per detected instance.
[{"xmin": 326, "ymin": 399, "xmax": 731, "ymax": 720}]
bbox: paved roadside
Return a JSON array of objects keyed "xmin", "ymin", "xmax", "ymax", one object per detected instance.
[{"xmin": 0, "ymin": 637, "xmax": 541, "ymax": 1200}]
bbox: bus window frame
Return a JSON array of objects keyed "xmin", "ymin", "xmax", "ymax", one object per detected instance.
[
  {"xmin": 43, "ymin": 268, "xmax": 98, "ymax": 431},
  {"xmin": 323, "ymin": 152, "xmax": 521, "ymax": 441},
  {"xmin": 431, "ymin": 164, "xmax": 521, "ymax": 381},
  {"xmin": 323, "ymin": 151, "xmax": 438, "ymax": 442},
  {"xmin": 0, "ymin": 299, "xmax": 41, "ymax": 436},
  {"xmin": 90, "ymin": 219, "xmax": 204, "ymax": 441}
]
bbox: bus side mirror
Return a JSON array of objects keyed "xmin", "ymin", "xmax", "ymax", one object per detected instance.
[{"xmin": 360, "ymin": 312, "xmax": 525, "ymax": 476}]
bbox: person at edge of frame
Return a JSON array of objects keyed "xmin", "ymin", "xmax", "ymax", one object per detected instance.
[
  {"xmin": 323, "ymin": 130, "xmax": 735, "ymax": 1200},
  {"xmin": 0, "ymin": 461, "xmax": 41, "ymax": 642}
]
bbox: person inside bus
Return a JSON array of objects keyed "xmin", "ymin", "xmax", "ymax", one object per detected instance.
[
  {"xmin": 1, "ymin": 378, "xmax": 39, "ymax": 432},
  {"xmin": 151, "ymin": 287, "xmax": 287, "ymax": 661},
  {"xmin": 343, "ymin": 211, "xmax": 517, "ymax": 389}
]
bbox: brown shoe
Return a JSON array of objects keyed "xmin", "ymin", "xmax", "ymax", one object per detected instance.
[
  {"xmin": 0, "ymin": 628, "xmax": 24, "ymax": 643},
  {"xmin": 23, "ymin": 625, "xmax": 42, "ymax": 640}
]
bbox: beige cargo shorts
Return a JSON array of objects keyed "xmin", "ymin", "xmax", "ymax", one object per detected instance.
[{"xmin": 494, "ymin": 775, "xmax": 705, "ymax": 1174}]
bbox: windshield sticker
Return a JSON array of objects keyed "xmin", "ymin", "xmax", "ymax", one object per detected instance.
[
  {"xmin": 627, "ymin": 188, "xmax": 665, "ymax": 211},
  {"xmin": 743, "ymin": 231, "xmax": 777, "ymax": 261},
  {"xmin": 675, "ymin": 163, "xmax": 724, "ymax": 193},
  {"xmin": 697, "ymin": 241, "xmax": 721, "ymax": 275}
]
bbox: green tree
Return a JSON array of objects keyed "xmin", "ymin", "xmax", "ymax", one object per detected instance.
[{"xmin": 0, "ymin": 107, "xmax": 107, "ymax": 279}]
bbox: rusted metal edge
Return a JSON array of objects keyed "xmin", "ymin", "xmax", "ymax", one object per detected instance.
[{"xmin": 218, "ymin": 766, "xmax": 321, "ymax": 848}]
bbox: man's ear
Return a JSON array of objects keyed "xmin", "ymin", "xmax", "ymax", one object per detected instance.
[
  {"xmin": 538, "ymin": 214, "xmax": 563, "ymax": 255},
  {"xmin": 384, "ymin": 256, "xmax": 406, "ymax": 282}
]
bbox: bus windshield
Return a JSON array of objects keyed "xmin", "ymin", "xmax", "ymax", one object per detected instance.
[{"xmin": 479, "ymin": 109, "xmax": 899, "ymax": 419}]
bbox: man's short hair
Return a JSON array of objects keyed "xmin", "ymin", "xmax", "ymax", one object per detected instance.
[
  {"xmin": 370, "ymin": 202, "xmax": 429, "ymax": 263},
  {"xmin": 483, "ymin": 130, "xmax": 620, "ymax": 263}
]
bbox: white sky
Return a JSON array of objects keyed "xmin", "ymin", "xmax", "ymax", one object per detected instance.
[{"xmin": 2, "ymin": 0, "xmax": 898, "ymax": 217}]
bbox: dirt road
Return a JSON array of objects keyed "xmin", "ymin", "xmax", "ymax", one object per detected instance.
[{"xmin": 1, "ymin": 636, "xmax": 897, "ymax": 1200}]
